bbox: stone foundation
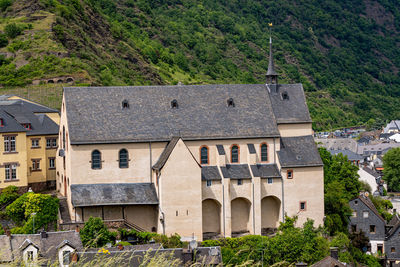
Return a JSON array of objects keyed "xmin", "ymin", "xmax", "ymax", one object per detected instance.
[{"xmin": 28, "ymin": 180, "xmax": 56, "ymax": 192}]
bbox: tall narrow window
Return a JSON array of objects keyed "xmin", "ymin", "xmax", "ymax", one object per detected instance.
[
  {"xmin": 5, "ymin": 164, "xmax": 10, "ymax": 180},
  {"xmin": 261, "ymin": 143, "xmax": 268, "ymax": 162},
  {"xmin": 119, "ymin": 149, "xmax": 129, "ymax": 168},
  {"xmin": 4, "ymin": 136, "xmax": 16, "ymax": 152},
  {"xmin": 62, "ymin": 126, "xmax": 66, "ymax": 149},
  {"xmin": 200, "ymin": 146, "xmax": 208, "ymax": 165},
  {"xmin": 231, "ymin": 145, "xmax": 239, "ymax": 163},
  {"xmin": 91, "ymin": 150, "xmax": 101, "ymax": 169}
]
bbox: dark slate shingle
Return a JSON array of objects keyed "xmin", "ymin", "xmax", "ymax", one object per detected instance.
[
  {"xmin": 268, "ymin": 84, "xmax": 311, "ymax": 124},
  {"xmin": 220, "ymin": 164, "xmax": 252, "ymax": 179},
  {"xmin": 278, "ymin": 135, "xmax": 323, "ymax": 167},
  {"xmin": 216, "ymin": 145, "xmax": 225, "ymax": 155},
  {"xmin": 250, "ymin": 164, "xmax": 281, "ymax": 178},
  {"xmin": 247, "ymin": 144, "xmax": 256, "ymax": 154},
  {"xmin": 70, "ymin": 183, "xmax": 158, "ymax": 207},
  {"xmin": 64, "ymin": 85, "xmax": 281, "ymax": 144},
  {"xmin": 152, "ymin": 137, "xmax": 179, "ymax": 171},
  {"xmin": 201, "ymin": 166, "xmax": 222, "ymax": 180}
]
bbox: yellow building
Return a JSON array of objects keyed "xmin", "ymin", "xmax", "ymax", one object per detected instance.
[{"xmin": 0, "ymin": 96, "xmax": 59, "ymax": 192}]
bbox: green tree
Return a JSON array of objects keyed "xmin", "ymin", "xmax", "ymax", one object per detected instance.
[
  {"xmin": 383, "ymin": 147, "xmax": 400, "ymax": 192},
  {"xmin": 4, "ymin": 23, "xmax": 22, "ymax": 39},
  {"xmin": 0, "ymin": 34, "xmax": 8, "ymax": 48},
  {"xmin": 80, "ymin": 217, "xmax": 116, "ymax": 247}
]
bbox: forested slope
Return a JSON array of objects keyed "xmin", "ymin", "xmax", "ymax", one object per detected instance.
[{"xmin": 0, "ymin": 0, "xmax": 399, "ymax": 130}]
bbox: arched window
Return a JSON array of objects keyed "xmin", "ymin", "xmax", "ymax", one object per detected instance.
[
  {"xmin": 261, "ymin": 143, "xmax": 268, "ymax": 162},
  {"xmin": 119, "ymin": 149, "xmax": 129, "ymax": 168},
  {"xmin": 91, "ymin": 150, "xmax": 101, "ymax": 169},
  {"xmin": 200, "ymin": 146, "xmax": 208, "ymax": 165},
  {"xmin": 231, "ymin": 145, "xmax": 239, "ymax": 163}
]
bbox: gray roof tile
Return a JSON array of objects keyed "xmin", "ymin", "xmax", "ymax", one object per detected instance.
[
  {"xmin": 201, "ymin": 166, "xmax": 222, "ymax": 180},
  {"xmin": 152, "ymin": 137, "xmax": 179, "ymax": 171},
  {"xmin": 330, "ymin": 149, "xmax": 363, "ymax": 161},
  {"xmin": 64, "ymin": 85, "xmax": 281, "ymax": 144},
  {"xmin": 220, "ymin": 164, "xmax": 252, "ymax": 179},
  {"xmin": 250, "ymin": 164, "xmax": 281, "ymax": 178},
  {"xmin": 70, "ymin": 183, "xmax": 159, "ymax": 207},
  {"xmin": 268, "ymin": 84, "xmax": 311, "ymax": 124},
  {"xmin": 278, "ymin": 135, "xmax": 323, "ymax": 167}
]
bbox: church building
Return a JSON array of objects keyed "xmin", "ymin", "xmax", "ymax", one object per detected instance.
[{"xmin": 56, "ymin": 39, "xmax": 324, "ymax": 241}]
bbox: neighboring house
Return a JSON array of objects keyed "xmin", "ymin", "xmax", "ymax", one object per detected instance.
[
  {"xmin": 310, "ymin": 247, "xmax": 346, "ymax": 267},
  {"xmin": 358, "ymin": 136, "xmax": 373, "ymax": 146},
  {"xmin": 358, "ymin": 167, "xmax": 385, "ymax": 196},
  {"xmin": 357, "ymin": 143, "xmax": 400, "ymax": 158},
  {"xmin": 329, "ymin": 149, "xmax": 364, "ymax": 166},
  {"xmin": 389, "ymin": 133, "xmax": 400, "ymax": 143},
  {"xmin": 383, "ymin": 120, "xmax": 400, "ymax": 134},
  {"xmin": 349, "ymin": 194, "xmax": 386, "ymax": 255},
  {"xmin": 315, "ymin": 138, "xmax": 358, "ymax": 153},
  {"xmin": 0, "ymin": 96, "xmax": 60, "ymax": 192},
  {"xmin": 56, "ymin": 38, "xmax": 324, "ymax": 241},
  {"xmin": 0, "ymin": 230, "xmax": 82, "ymax": 267},
  {"xmin": 380, "ymin": 133, "xmax": 395, "ymax": 141}
]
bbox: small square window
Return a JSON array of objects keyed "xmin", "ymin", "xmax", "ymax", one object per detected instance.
[
  {"xmin": 237, "ymin": 179, "xmax": 243, "ymax": 185},
  {"xmin": 300, "ymin": 201, "xmax": 306, "ymax": 211},
  {"xmin": 206, "ymin": 180, "xmax": 212, "ymax": 187},
  {"xmin": 370, "ymin": 225, "xmax": 376, "ymax": 233},
  {"xmin": 287, "ymin": 170, "xmax": 293, "ymax": 179},
  {"xmin": 391, "ymin": 247, "xmax": 396, "ymax": 253},
  {"xmin": 355, "ymin": 200, "xmax": 358, "ymax": 205},
  {"xmin": 363, "ymin": 211, "xmax": 369, "ymax": 218},
  {"xmin": 31, "ymin": 139, "xmax": 39, "ymax": 148},
  {"xmin": 352, "ymin": 211, "xmax": 357, "ymax": 217},
  {"xmin": 351, "ymin": 224, "xmax": 357, "ymax": 232},
  {"xmin": 267, "ymin": 178, "xmax": 273, "ymax": 184}
]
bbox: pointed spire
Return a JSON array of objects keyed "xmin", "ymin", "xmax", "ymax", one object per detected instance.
[
  {"xmin": 266, "ymin": 37, "xmax": 278, "ymax": 76},
  {"xmin": 266, "ymin": 26, "xmax": 278, "ymax": 85}
]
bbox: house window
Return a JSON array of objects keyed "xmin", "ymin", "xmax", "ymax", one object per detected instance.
[
  {"xmin": 32, "ymin": 159, "xmax": 41, "ymax": 171},
  {"xmin": 62, "ymin": 126, "xmax": 66, "ymax": 149},
  {"xmin": 352, "ymin": 211, "xmax": 357, "ymax": 217},
  {"xmin": 363, "ymin": 211, "xmax": 369, "ymax": 218},
  {"xmin": 0, "ymin": 118, "xmax": 3, "ymax": 126},
  {"xmin": 31, "ymin": 139, "xmax": 39, "ymax": 148},
  {"xmin": 4, "ymin": 136, "xmax": 16, "ymax": 152},
  {"xmin": 49, "ymin": 158, "xmax": 55, "ymax": 169},
  {"xmin": 267, "ymin": 178, "xmax": 273, "ymax": 184},
  {"xmin": 27, "ymin": 251, "xmax": 34, "ymax": 261},
  {"xmin": 227, "ymin": 98, "xmax": 235, "ymax": 107},
  {"xmin": 231, "ymin": 145, "xmax": 239, "ymax": 163},
  {"xmin": 370, "ymin": 225, "xmax": 376, "ymax": 234},
  {"xmin": 200, "ymin": 146, "xmax": 208, "ymax": 165},
  {"xmin": 355, "ymin": 200, "xmax": 358, "ymax": 205},
  {"xmin": 46, "ymin": 138, "xmax": 57, "ymax": 148},
  {"xmin": 171, "ymin": 99, "xmax": 178, "ymax": 109},
  {"xmin": 300, "ymin": 201, "xmax": 306, "ymax": 211},
  {"xmin": 91, "ymin": 150, "xmax": 101, "ymax": 169},
  {"xmin": 351, "ymin": 224, "xmax": 357, "ymax": 232},
  {"xmin": 122, "ymin": 100, "xmax": 129, "ymax": 109},
  {"xmin": 206, "ymin": 180, "xmax": 212, "ymax": 187},
  {"xmin": 237, "ymin": 179, "xmax": 243, "ymax": 185},
  {"xmin": 22, "ymin": 123, "xmax": 31, "ymax": 130},
  {"xmin": 63, "ymin": 251, "xmax": 71, "ymax": 265},
  {"xmin": 287, "ymin": 170, "xmax": 293, "ymax": 179},
  {"xmin": 391, "ymin": 247, "xmax": 396, "ymax": 253},
  {"xmin": 5, "ymin": 164, "xmax": 17, "ymax": 180},
  {"xmin": 119, "ymin": 149, "xmax": 129, "ymax": 168},
  {"xmin": 261, "ymin": 143, "xmax": 268, "ymax": 162}
]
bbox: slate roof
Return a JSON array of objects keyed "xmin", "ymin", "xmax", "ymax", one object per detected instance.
[
  {"xmin": 0, "ymin": 95, "xmax": 59, "ymax": 113},
  {"xmin": 216, "ymin": 144, "xmax": 225, "ymax": 155},
  {"xmin": 152, "ymin": 137, "xmax": 179, "ymax": 171},
  {"xmin": 363, "ymin": 166, "xmax": 380, "ymax": 178},
  {"xmin": 220, "ymin": 164, "xmax": 252, "ymax": 179},
  {"xmin": 330, "ymin": 149, "xmax": 363, "ymax": 161},
  {"xmin": 70, "ymin": 183, "xmax": 158, "ymax": 207},
  {"xmin": 357, "ymin": 195, "xmax": 385, "ymax": 222},
  {"xmin": 201, "ymin": 166, "xmax": 222, "ymax": 180},
  {"xmin": 0, "ymin": 231, "xmax": 83, "ymax": 263},
  {"xmin": 268, "ymin": 84, "xmax": 312, "ymax": 124},
  {"xmin": 311, "ymin": 256, "xmax": 346, "ymax": 267},
  {"xmin": 247, "ymin": 144, "xmax": 256, "ymax": 154},
  {"xmin": 63, "ymin": 85, "xmax": 283, "ymax": 144},
  {"xmin": 250, "ymin": 164, "xmax": 281, "ymax": 178},
  {"xmin": 0, "ymin": 102, "xmax": 59, "ymax": 135},
  {"xmin": 278, "ymin": 135, "xmax": 323, "ymax": 167}
]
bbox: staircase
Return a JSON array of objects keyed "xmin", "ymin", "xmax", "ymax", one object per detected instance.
[
  {"xmin": 58, "ymin": 197, "xmax": 71, "ymax": 223},
  {"xmin": 123, "ymin": 219, "xmax": 146, "ymax": 232}
]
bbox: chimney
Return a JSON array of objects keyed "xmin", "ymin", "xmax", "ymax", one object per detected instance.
[
  {"xmin": 40, "ymin": 230, "xmax": 48, "ymax": 239},
  {"xmin": 295, "ymin": 263, "xmax": 307, "ymax": 267},
  {"xmin": 330, "ymin": 247, "xmax": 339, "ymax": 260}
]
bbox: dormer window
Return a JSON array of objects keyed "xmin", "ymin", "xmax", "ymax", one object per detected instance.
[
  {"xmin": 23, "ymin": 123, "xmax": 31, "ymax": 130},
  {"xmin": 282, "ymin": 91, "xmax": 289, "ymax": 100},
  {"xmin": 171, "ymin": 99, "xmax": 178, "ymax": 109},
  {"xmin": 227, "ymin": 98, "xmax": 235, "ymax": 107},
  {"xmin": 122, "ymin": 100, "xmax": 129, "ymax": 109},
  {"xmin": 0, "ymin": 118, "xmax": 3, "ymax": 127}
]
